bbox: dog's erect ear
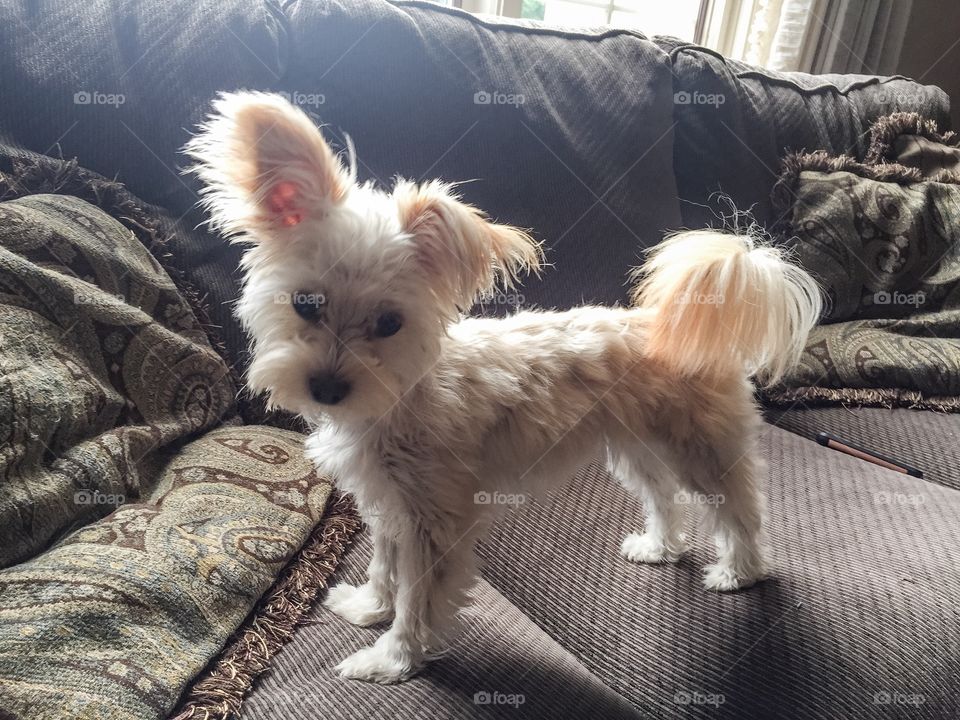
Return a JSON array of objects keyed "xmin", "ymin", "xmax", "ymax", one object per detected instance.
[
  {"xmin": 394, "ymin": 180, "xmax": 542, "ymax": 310},
  {"xmin": 185, "ymin": 91, "xmax": 350, "ymax": 238}
]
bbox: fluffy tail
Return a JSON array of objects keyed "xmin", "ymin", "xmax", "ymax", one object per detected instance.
[{"xmin": 632, "ymin": 230, "xmax": 822, "ymax": 386}]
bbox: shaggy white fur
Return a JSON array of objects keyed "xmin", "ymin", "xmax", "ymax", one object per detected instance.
[{"xmin": 186, "ymin": 92, "xmax": 823, "ymax": 684}]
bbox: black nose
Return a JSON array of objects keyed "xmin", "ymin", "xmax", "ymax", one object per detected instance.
[{"xmin": 309, "ymin": 374, "xmax": 351, "ymax": 405}]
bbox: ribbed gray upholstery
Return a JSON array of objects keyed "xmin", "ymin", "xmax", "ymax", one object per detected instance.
[
  {"xmin": 239, "ymin": 533, "xmax": 639, "ymax": 720},
  {"xmin": 242, "ymin": 426, "xmax": 960, "ymax": 718}
]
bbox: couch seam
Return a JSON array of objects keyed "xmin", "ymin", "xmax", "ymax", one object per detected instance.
[
  {"xmin": 476, "ymin": 572, "xmax": 643, "ymax": 717},
  {"xmin": 667, "ymin": 42, "xmax": 926, "ymax": 97}
]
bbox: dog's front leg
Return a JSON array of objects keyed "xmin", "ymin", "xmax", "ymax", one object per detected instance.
[
  {"xmin": 334, "ymin": 521, "xmax": 473, "ymax": 683},
  {"xmin": 324, "ymin": 516, "xmax": 396, "ymax": 627}
]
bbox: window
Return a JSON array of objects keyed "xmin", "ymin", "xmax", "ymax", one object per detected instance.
[
  {"xmin": 451, "ymin": 0, "xmax": 913, "ymax": 75},
  {"xmin": 455, "ymin": 1, "xmax": 705, "ymax": 41}
]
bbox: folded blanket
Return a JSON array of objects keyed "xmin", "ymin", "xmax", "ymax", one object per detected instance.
[{"xmin": 0, "ymin": 192, "xmax": 238, "ymax": 566}]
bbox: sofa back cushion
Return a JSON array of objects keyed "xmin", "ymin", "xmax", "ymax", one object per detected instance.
[
  {"xmin": 277, "ymin": 1, "xmax": 682, "ymax": 310},
  {"xmin": 656, "ymin": 38, "xmax": 951, "ymax": 229},
  {"xmin": 0, "ymin": 0, "xmax": 684, "ymax": 381}
]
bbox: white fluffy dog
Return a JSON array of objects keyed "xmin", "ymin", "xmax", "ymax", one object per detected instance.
[{"xmin": 186, "ymin": 92, "xmax": 822, "ymax": 684}]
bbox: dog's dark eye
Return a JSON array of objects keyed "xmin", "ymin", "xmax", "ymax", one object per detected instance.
[
  {"xmin": 291, "ymin": 290, "xmax": 324, "ymax": 321},
  {"xmin": 374, "ymin": 311, "xmax": 403, "ymax": 338}
]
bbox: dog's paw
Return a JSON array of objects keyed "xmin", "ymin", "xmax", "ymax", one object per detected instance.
[
  {"xmin": 335, "ymin": 643, "xmax": 421, "ymax": 684},
  {"xmin": 620, "ymin": 532, "xmax": 686, "ymax": 564},
  {"xmin": 702, "ymin": 562, "xmax": 764, "ymax": 592},
  {"xmin": 324, "ymin": 583, "xmax": 393, "ymax": 627}
]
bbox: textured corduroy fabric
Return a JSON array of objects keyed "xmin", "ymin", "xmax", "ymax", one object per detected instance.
[
  {"xmin": 239, "ymin": 425, "xmax": 960, "ymax": 718},
  {"xmin": 238, "ymin": 532, "xmax": 640, "ymax": 720},
  {"xmin": 477, "ymin": 425, "xmax": 960, "ymax": 718},
  {"xmin": 0, "ymin": 1, "xmax": 949, "ymax": 381},
  {"xmin": 282, "ymin": 0, "xmax": 683, "ymax": 312}
]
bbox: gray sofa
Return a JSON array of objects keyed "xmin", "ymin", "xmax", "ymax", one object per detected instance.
[{"xmin": 0, "ymin": 1, "xmax": 957, "ymax": 718}]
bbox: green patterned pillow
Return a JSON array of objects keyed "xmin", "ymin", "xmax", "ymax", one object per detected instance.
[
  {"xmin": 0, "ymin": 425, "xmax": 336, "ymax": 720},
  {"xmin": 0, "ymin": 192, "xmax": 238, "ymax": 565},
  {"xmin": 770, "ymin": 150, "xmax": 960, "ymax": 411}
]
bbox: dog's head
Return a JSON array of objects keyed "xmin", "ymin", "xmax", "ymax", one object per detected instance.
[{"xmin": 186, "ymin": 92, "xmax": 540, "ymax": 423}]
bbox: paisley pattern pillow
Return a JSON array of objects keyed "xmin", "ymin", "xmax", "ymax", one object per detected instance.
[
  {"xmin": 0, "ymin": 425, "xmax": 335, "ymax": 720},
  {"xmin": 769, "ymin": 151, "xmax": 960, "ymax": 411},
  {"xmin": 0, "ymin": 193, "xmax": 238, "ymax": 566}
]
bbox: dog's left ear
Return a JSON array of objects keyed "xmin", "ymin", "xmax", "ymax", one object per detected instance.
[
  {"xmin": 185, "ymin": 91, "xmax": 351, "ymax": 238},
  {"xmin": 394, "ymin": 180, "xmax": 541, "ymax": 309}
]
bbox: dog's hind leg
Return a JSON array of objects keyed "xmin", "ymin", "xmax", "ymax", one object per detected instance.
[
  {"xmin": 698, "ymin": 451, "xmax": 768, "ymax": 592},
  {"xmin": 678, "ymin": 430, "xmax": 769, "ymax": 592},
  {"xmin": 608, "ymin": 442, "xmax": 688, "ymax": 564}
]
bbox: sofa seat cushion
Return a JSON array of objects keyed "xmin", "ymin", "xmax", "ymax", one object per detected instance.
[
  {"xmin": 234, "ymin": 424, "xmax": 959, "ymax": 719},
  {"xmin": 476, "ymin": 425, "xmax": 960, "ymax": 718},
  {"xmin": 237, "ymin": 530, "xmax": 640, "ymax": 720}
]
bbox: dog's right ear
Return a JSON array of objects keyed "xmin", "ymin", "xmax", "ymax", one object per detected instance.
[{"xmin": 185, "ymin": 91, "xmax": 350, "ymax": 239}]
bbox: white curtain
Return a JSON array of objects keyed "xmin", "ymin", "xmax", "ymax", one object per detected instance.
[{"xmin": 734, "ymin": 0, "xmax": 913, "ymax": 73}]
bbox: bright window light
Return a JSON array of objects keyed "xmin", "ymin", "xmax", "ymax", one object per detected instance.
[{"xmin": 521, "ymin": 0, "xmax": 702, "ymax": 39}]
